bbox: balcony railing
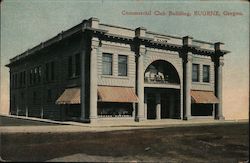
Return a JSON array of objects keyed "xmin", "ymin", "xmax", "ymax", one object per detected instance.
[{"xmin": 144, "ymin": 76, "xmax": 178, "ymax": 84}]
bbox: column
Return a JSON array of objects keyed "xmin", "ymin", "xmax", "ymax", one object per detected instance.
[
  {"xmin": 215, "ymin": 57, "xmax": 225, "ymax": 120},
  {"xmin": 184, "ymin": 53, "xmax": 192, "ymax": 120},
  {"xmin": 135, "ymin": 27, "xmax": 146, "ymax": 122},
  {"xmin": 80, "ymin": 46, "xmax": 86, "ymax": 121},
  {"xmin": 156, "ymin": 93, "xmax": 161, "ymax": 120},
  {"xmin": 89, "ymin": 38, "xmax": 99, "ymax": 123},
  {"xmin": 144, "ymin": 93, "xmax": 148, "ymax": 119},
  {"xmin": 137, "ymin": 51, "xmax": 145, "ymax": 121},
  {"xmin": 169, "ymin": 94, "xmax": 175, "ymax": 118}
]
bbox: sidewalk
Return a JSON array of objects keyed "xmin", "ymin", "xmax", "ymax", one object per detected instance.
[{"xmin": 0, "ymin": 114, "xmax": 248, "ymax": 133}]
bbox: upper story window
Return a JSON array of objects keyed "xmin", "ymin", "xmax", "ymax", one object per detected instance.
[
  {"xmin": 45, "ymin": 61, "xmax": 55, "ymax": 82},
  {"xmin": 118, "ymin": 55, "xmax": 128, "ymax": 76},
  {"xmin": 68, "ymin": 56, "xmax": 73, "ymax": 78},
  {"xmin": 102, "ymin": 53, "xmax": 113, "ymax": 75},
  {"xmin": 68, "ymin": 53, "xmax": 80, "ymax": 78},
  {"xmin": 203, "ymin": 65, "xmax": 210, "ymax": 83},
  {"xmin": 75, "ymin": 53, "xmax": 80, "ymax": 76},
  {"xmin": 192, "ymin": 64, "xmax": 199, "ymax": 82},
  {"xmin": 29, "ymin": 66, "xmax": 42, "ymax": 85},
  {"xmin": 19, "ymin": 71, "xmax": 26, "ymax": 87}
]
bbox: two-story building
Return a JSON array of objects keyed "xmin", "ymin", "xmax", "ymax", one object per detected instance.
[{"xmin": 6, "ymin": 17, "xmax": 229, "ymax": 123}]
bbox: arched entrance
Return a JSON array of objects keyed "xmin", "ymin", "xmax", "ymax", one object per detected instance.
[{"xmin": 144, "ymin": 60, "xmax": 181, "ymax": 120}]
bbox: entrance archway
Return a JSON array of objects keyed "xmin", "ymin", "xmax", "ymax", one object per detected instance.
[{"xmin": 144, "ymin": 60, "xmax": 181, "ymax": 120}]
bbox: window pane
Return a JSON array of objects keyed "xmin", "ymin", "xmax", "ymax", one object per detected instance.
[
  {"xmin": 203, "ymin": 65, "xmax": 210, "ymax": 82},
  {"xmin": 118, "ymin": 55, "xmax": 128, "ymax": 76},
  {"xmin": 192, "ymin": 64, "xmax": 199, "ymax": 82},
  {"xmin": 102, "ymin": 53, "xmax": 112, "ymax": 75}
]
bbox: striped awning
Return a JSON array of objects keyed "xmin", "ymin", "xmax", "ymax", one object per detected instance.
[
  {"xmin": 98, "ymin": 86, "xmax": 138, "ymax": 103},
  {"xmin": 191, "ymin": 90, "xmax": 219, "ymax": 104},
  {"xmin": 56, "ymin": 88, "xmax": 80, "ymax": 104}
]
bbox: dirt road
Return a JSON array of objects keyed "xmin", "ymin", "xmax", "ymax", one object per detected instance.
[{"xmin": 1, "ymin": 123, "xmax": 248, "ymax": 162}]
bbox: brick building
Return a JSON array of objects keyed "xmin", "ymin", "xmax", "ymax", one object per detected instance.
[{"xmin": 6, "ymin": 17, "xmax": 229, "ymax": 123}]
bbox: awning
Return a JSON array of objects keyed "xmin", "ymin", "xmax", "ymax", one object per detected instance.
[
  {"xmin": 98, "ymin": 86, "xmax": 138, "ymax": 103},
  {"xmin": 56, "ymin": 88, "xmax": 80, "ymax": 104},
  {"xmin": 191, "ymin": 90, "xmax": 219, "ymax": 104}
]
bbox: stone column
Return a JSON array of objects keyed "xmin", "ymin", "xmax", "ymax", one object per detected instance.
[
  {"xmin": 214, "ymin": 42, "xmax": 225, "ymax": 120},
  {"xmin": 184, "ymin": 53, "xmax": 192, "ymax": 120},
  {"xmin": 144, "ymin": 93, "xmax": 148, "ymax": 119},
  {"xmin": 80, "ymin": 47, "xmax": 86, "ymax": 121},
  {"xmin": 156, "ymin": 93, "xmax": 161, "ymax": 120},
  {"xmin": 215, "ymin": 57, "xmax": 225, "ymax": 120},
  {"xmin": 182, "ymin": 36, "xmax": 193, "ymax": 120},
  {"xmin": 89, "ymin": 38, "xmax": 99, "ymax": 123},
  {"xmin": 137, "ymin": 51, "xmax": 145, "ymax": 121},
  {"xmin": 135, "ymin": 27, "xmax": 147, "ymax": 121}
]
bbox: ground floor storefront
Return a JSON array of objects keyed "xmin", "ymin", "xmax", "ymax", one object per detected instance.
[{"xmin": 55, "ymin": 86, "xmax": 219, "ymax": 122}]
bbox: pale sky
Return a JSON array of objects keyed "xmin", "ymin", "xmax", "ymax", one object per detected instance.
[{"xmin": 1, "ymin": 0, "xmax": 249, "ymax": 119}]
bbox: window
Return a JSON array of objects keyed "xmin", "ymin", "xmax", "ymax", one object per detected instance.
[
  {"xmin": 75, "ymin": 53, "xmax": 80, "ymax": 76},
  {"xmin": 45, "ymin": 63, "xmax": 49, "ymax": 81},
  {"xmin": 30, "ymin": 69, "xmax": 33, "ymax": 84},
  {"xmin": 18, "ymin": 71, "xmax": 26, "ymax": 87},
  {"xmin": 15, "ymin": 74, "xmax": 18, "ymax": 88},
  {"xmin": 19, "ymin": 72, "xmax": 22, "ymax": 87},
  {"xmin": 203, "ymin": 65, "xmax": 210, "ymax": 83},
  {"xmin": 102, "ymin": 53, "xmax": 113, "ymax": 75},
  {"xmin": 68, "ymin": 56, "xmax": 73, "ymax": 77},
  {"xmin": 192, "ymin": 64, "xmax": 199, "ymax": 82},
  {"xmin": 45, "ymin": 61, "xmax": 55, "ymax": 82},
  {"xmin": 68, "ymin": 53, "xmax": 80, "ymax": 78},
  {"xmin": 23, "ymin": 71, "xmax": 26, "ymax": 85},
  {"xmin": 118, "ymin": 55, "xmax": 128, "ymax": 76},
  {"xmin": 51, "ymin": 62, "xmax": 54, "ymax": 81}
]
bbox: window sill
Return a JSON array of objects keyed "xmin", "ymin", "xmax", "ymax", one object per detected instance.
[{"xmin": 192, "ymin": 82, "xmax": 212, "ymax": 85}]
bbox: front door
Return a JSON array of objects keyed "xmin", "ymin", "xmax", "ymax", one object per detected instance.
[
  {"xmin": 147, "ymin": 94, "xmax": 156, "ymax": 119},
  {"xmin": 161, "ymin": 94, "xmax": 169, "ymax": 118}
]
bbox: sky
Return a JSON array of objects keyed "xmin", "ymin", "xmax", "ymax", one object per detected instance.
[{"xmin": 1, "ymin": 0, "xmax": 249, "ymax": 119}]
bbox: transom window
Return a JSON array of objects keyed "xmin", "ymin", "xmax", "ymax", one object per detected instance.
[
  {"xmin": 118, "ymin": 55, "xmax": 128, "ymax": 76},
  {"xmin": 203, "ymin": 65, "xmax": 210, "ymax": 83},
  {"xmin": 192, "ymin": 64, "xmax": 199, "ymax": 82},
  {"xmin": 102, "ymin": 53, "xmax": 113, "ymax": 75}
]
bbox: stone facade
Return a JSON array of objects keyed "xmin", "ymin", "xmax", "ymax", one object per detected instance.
[{"xmin": 6, "ymin": 17, "xmax": 229, "ymax": 123}]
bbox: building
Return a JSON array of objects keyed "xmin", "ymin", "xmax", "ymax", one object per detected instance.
[{"xmin": 6, "ymin": 17, "xmax": 229, "ymax": 123}]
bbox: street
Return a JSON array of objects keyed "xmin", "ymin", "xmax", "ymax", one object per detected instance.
[{"xmin": 1, "ymin": 121, "xmax": 249, "ymax": 162}]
